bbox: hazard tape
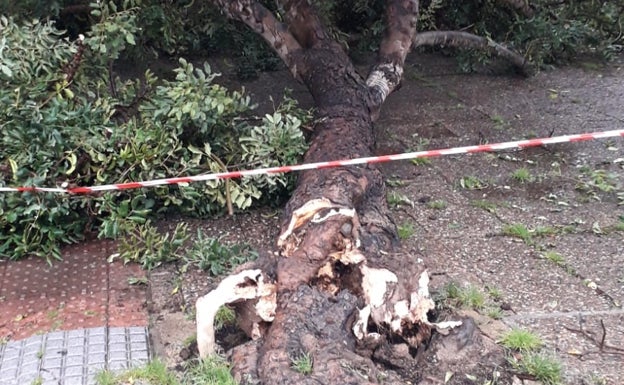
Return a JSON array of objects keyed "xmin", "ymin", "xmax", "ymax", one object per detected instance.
[{"xmin": 1, "ymin": 129, "xmax": 623, "ymax": 195}]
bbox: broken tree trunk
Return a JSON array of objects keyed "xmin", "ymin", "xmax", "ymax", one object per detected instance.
[{"xmin": 196, "ymin": 1, "xmax": 516, "ymax": 383}]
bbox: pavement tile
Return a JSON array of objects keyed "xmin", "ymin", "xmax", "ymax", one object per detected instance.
[
  {"xmin": 0, "ymin": 327, "xmax": 150, "ymax": 385},
  {"xmin": 0, "ymin": 234, "xmax": 150, "ymax": 385},
  {"xmin": 0, "ymin": 238, "xmax": 148, "ymax": 343}
]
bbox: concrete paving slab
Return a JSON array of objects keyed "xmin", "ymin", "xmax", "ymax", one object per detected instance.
[{"xmin": 0, "ymin": 327, "xmax": 150, "ymax": 385}]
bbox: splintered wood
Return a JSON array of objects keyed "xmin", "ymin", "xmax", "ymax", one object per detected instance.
[
  {"xmin": 197, "ymin": 198, "xmax": 461, "ymax": 360},
  {"xmin": 196, "ymin": 269, "xmax": 276, "ymax": 357}
]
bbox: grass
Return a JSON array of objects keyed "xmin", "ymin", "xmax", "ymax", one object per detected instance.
[
  {"xmin": 576, "ymin": 168, "xmax": 619, "ymax": 202},
  {"xmin": 499, "ymin": 329, "xmax": 543, "ymax": 351},
  {"xmin": 185, "ymin": 230, "xmax": 258, "ymax": 276},
  {"xmin": 291, "ymin": 352, "xmax": 313, "ymax": 375},
  {"xmin": 459, "ymin": 285, "xmax": 486, "ymax": 309},
  {"xmin": 214, "ymin": 306, "xmax": 236, "ymax": 330},
  {"xmin": 184, "ymin": 356, "xmax": 238, "ymax": 385},
  {"xmin": 95, "ymin": 360, "xmax": 178, "ymax": 385},
  {"xmin": 183, "ymin": 334, "xmax": 197, "ymax": 348},
  {"xmin": 459, "ymin": 176, "xmax": 487, "ymax": 190},
  {"xmin": 410, "ymin": 137, "xmax": 432, "ymax": 166},
  {"xmin": 511, "ymin": 352, "xmax": 562, "ymax": 385},
  {"xmin": 585, "ymin": 373, "xmax": 608, "ymax": 385},
  {"xmin": 543, "ymin": 251, "xmax": 565, "ymax": 266},
  {"xmin": 490, "ymin": 114, "xmax": 509, "ymax": 130},
  {"xmin": 502, "ymin": 223, "xmax": 559, "ymax": 245},
  {"xmin": 502, "ymin": 223, "xmax": 532, "ymax": 244},
  {"xmin": 485, "ymin": 285, "xmax": 503, "ymax": 301},
  {"xmin": 397, "ymin": 222, "xmax": 415, "ymax": 240},
  {"xmin": 440, "ymin": 282, "xmax": 487, "ymax": 310},
  {"xmin": 95, "ymin": 357, "xmax": 237, "ymax": 385},
  {"xmin": 387, "ymin": 192, "xmax": 414, "ymax": 209},
  {"xmin": 511, "ymin": 167, "xmax": 532, "ymax": 183},
  {"xmin": 411, "ymin": 156, "xmax": 431, "ymax": 166},
  {"xmin": 471, "ymin": 199, "xmax": 497, "ymax": 213},
  {"xmin": 486, "ymin": 307, "xmax": 504, "ymax": 320},
  {"xmin": 534, "ymin": 226, "xmax": 557, "ymax": 237},
  {"xmin": 427, "ymin": 200, "xmax": 447, "ymax": 210},
  {"xmin": 385, "ymin": 178, "xmax": 406, "ymax": 187}
]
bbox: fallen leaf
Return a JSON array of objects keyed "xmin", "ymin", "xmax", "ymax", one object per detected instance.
[{"xmin": 567, "ymin": 348, "xmax": 583, "ymax": 356}]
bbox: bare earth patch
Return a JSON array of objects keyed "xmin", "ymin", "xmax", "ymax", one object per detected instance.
[{"xmin": 148, "ymin": 54, "xmax": 624, "ymax": 385}]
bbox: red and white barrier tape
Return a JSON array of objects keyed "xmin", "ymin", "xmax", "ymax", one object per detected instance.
[{"xmin": 2, "ymin": 129, "xmax": 623, "ymax": 195}]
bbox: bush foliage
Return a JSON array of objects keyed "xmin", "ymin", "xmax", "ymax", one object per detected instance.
[{"xmin": 0, "ymin": 8, "xmax": 309, "ymax": 262}]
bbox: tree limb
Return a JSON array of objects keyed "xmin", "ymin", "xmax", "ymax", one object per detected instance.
[
  {"xmin": 279, "ymin": 0, "xmax": 328, "ymax": 48},
  {"xmin": 413, "ymin": 31, "xmax": 532, "ymax": 75},
  {"xmin": 367, "ymin": 0, "xmax": 420, "ymax": 117},
  {"xmin": 209, "ymin": 0, "xmax": 306, "ymax": 80}
]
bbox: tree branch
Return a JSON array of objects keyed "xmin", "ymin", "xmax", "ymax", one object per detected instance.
[
  {"xmin": 367, "ymin": 0, "xmax": 420, "ymax": 117},
  {"xmin": 279, "ymin": 0, "xmax": 328, "ymax": 48},
  {"xmin": 209, "ymin": 0, "xmax": 306, "ymax": 80},
  {"xmin": 413, "ymin": 31, "xmax": 532, "ymax": 75}
]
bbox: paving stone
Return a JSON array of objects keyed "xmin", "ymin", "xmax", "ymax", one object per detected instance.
[
  {"xmin": 0, "ymin": 327, "xmax": 151, "ymax": 385},
  {"xmin": 64, "ymin": 375, "xmax": 86, "ymax": 385},
  {"xmin": 40, "ymin": 369, "xmax": 62, "ymax": 385},
  {"xmin": 16, "ymin": 373, "xmax": 40, "ymax": 385}
]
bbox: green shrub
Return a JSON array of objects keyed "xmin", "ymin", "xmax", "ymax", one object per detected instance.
[
  {"xmin": 0, "ymin": 15, "xmax": 308, "ymax": 262},
  {"xmin": 185, "ymin": 230, "xmax": 258, "ymax": 276}
]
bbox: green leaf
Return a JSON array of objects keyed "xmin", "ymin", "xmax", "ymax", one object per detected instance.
[
  {"xmin": 125, "ymin": 33, "xmax": 136, "ymax": 45},
  {"xmin": 8, "ymin": 158, "xmax": 18, "ymax": 180},
  {"xmin": 0, "ymin": 64, "xmax": 12, "ymax": 77}
]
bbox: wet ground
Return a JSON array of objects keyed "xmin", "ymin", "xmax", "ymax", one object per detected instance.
[
  {"xmin": 373, "ymin": 54, "xmax": 624, "ymax": 384},
  {"xmin": 1, "ymin": 53, "xmax": 623, "ymax": 385},
  {"xmin": 147, "ymin": 54, "xmax": 624, "ymax": 384}
]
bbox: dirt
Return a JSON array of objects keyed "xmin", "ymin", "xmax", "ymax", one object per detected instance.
[{"xmin": 144, "ymin": 53, "xmax": 624, "ymax": 384}]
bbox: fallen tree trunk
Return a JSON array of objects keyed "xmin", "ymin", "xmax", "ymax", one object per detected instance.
[{"xmin": 196, "ymin": 1, "xmax": 514, "ymax": 383}]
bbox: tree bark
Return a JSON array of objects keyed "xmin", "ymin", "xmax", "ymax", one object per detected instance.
[{"xmin": 196, "ymin": 1, "xmax": 506, "ymax": 383}]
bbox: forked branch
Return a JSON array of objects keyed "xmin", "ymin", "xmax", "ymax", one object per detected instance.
[
  {"xmin": 210, "ymin": 0, "xmax": 306, "ymax": 79},
  {"xmin": 279, "ymin": 0, "xmax": 328, "ymax": 48}
]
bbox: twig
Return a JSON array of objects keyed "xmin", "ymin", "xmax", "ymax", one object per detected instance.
[
  {"xmin": 599, "ymin": 319, "xmax": 606, "ymax": 350},
  {"xmin": 563, "ymin": 318, "xmax": 624, "ymax": 357}
]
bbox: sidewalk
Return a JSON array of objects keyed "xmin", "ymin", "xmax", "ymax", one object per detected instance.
[{"xmin": 0, "ymin": 240, "xmax": 151, "ymax": 385}]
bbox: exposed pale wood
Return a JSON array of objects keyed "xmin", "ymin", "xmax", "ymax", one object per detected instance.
[{"xmin": 367, "ymin": 0, "xmax": 420, "ymax": 115}]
